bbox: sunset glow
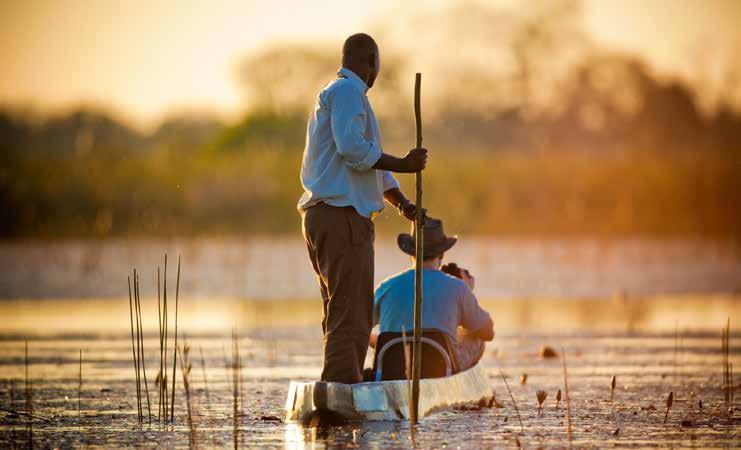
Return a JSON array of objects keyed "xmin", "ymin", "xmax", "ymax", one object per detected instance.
[{"xmin": 2, "ymin": 0, "xmax": 739, "ymax": 128}]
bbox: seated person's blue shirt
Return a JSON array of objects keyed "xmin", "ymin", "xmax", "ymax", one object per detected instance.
[{"xmin": 373, "ymin": 268, "xmax": 491, "ymax": 341}]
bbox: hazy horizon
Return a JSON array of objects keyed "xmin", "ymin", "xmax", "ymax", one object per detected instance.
[{"xmin": 2, "ymin": 0, "xmax": 740, "ymax": 130}]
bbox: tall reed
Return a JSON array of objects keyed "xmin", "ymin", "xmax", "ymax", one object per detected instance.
[
  {"xmin": 135, "ymin": 270, "xmax": 152, "ymax": 423},
  {"xmin": 664, "ymin": 391, "xmax": 673, "ymax": 424},
  {"xmin": 128, "ymin": 276, "xmax": 142, "ymax": 422},
  {"xmin": 231, "ymin": 330, "xmax": 241, "ymax": 450},
  {"xmin": 497, "ymin": 367, "xmax": 523, "ymax": 432},
  {"xmin": 673, "ymin": 321, "xmax": 678, "ymax": 384},
  {"xmin": 562, "ymin": 347, "xmax": 572, "ymax": 448},
  {"xmin": 78, "ymin": 349, "xmax": 83, "ymax": 428},
  {"xmin": 163, "ymin": 255, "xmax": 169, "ymax": 420},
  {"xmin": 170, "ymin": 256, "xmax": 181, "ymax": 423},
  {"xmin": 722, "ymin": 318, "xmax": 732, "ymax": 413},
  {"xmin": 157, "ymin": 266, "xmax": 164, "ymax": 422},
  {"xmin": 610, "ymin": 375, "xmax": 616, "ymax": 403},
  {"xmin": 199, "ymin": 346, "xmax": 210, "ymax": 411},
  {"xmin": 10, "ymin": 378, "xmax": 16, "ymax": 446},
  {"xmin": 25, "ymin": 340, "xmax": 32, "ymax": 449},
  {"xmin": 179, "ymin": 342, "xmax": 197, "ymax": 448}
]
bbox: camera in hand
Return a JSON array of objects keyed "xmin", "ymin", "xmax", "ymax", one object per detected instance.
[{"xmin": 441, "ymin": 262, "xmax": 469, "ymax": 279}]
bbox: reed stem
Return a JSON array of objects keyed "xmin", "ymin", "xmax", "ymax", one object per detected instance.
[
  {"xmin": 179, "ymin": 344, "xmax": 196, "ymax": 448},
  {"xmin": 199, "ymin": 346, "xmax": 210, "ymax": 411},
  {"xmin": 232, "ymin": 331, "xmax": 240, "ymax": 450},
  {"xmin": 497, "ymin": 367, "xmax": 523, "ymax": 432},
  {"xmin": 562, "ymin": 348, "xmax": 573, "ymax": 448},
  {"xmin": 170, "ymin": 255, "xmax": 181, "ymax": 422},
  {"xmin": 157, "ymin": 266, "xmax": 164, "ymax": 422},
  {"xmin": 128, "ymin": 276, "xmax": 142, "ymax": 422},
  {"xmin": 135, "ymin": 271, "xmax": 152, "ymax": 424},
  {"xmin": 78, "ymin": 349, "xmax": 82, "ymax": 428},
  {"xmin": 163, "ymin": 254, "xmax": 169, "ymax": 420},
  {"xmin": 10, "ymin": 378, "xmax": 16, "ymax": 445},
  {"xmin": 25, "ymin": 340, "xmax": 32, "ymax": 449}
]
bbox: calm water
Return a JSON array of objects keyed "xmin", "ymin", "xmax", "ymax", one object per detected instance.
[
  {"xmin": 1, "ymin": 237, "xmax": 740, "ymax": 299},
  {"xmin": 1, "ymin": 238, "xmax": 739, "ymax": 447},
  {"xmin": 0, "ymin": 297, "xmax": 740, "ymax": 448}
]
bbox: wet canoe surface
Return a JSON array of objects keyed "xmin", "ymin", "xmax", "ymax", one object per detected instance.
[{"xmin": 286, "ymin": 363, "xmax": 494, "ymax": 423}]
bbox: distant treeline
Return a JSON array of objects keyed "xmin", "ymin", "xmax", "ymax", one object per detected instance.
[
  {"xmin": 2, "ymin": 14, "xmax": 741, "ymax": 238},
  {"xmin": 1, "ymin": 107, "xmax": 739, "ymax": 239}
]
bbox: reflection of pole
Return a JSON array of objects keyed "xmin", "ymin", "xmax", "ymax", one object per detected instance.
[{"xmin": 410, "ymin": 73, "xmax": 423, "ymax": 425}]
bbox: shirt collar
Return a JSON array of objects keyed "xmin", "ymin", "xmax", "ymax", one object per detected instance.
[{"xmin": 337, "ymin": 67, "xmax": 369, "ymax": 93}]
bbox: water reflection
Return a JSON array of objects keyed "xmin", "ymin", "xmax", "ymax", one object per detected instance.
[
  {"xmin": 284, "ymin": 421, "xmax": 411, "ymax": 449},
  {"xmin": 1, "ymin": 237, "xmax": 738, "ymax": 299}
]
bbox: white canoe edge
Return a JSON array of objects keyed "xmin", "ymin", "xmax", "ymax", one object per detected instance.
[{"xmin": 285, "ymin": 363, "xmax": 493, "ymax": 423}]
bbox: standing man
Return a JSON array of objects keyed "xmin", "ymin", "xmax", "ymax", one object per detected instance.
[{"xmin": 299, "ymin": 33, "xmax": 427, "ymax": 384}]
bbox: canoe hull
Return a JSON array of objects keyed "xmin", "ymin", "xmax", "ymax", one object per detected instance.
[{"xmin": 285, "ymin": 363, "xmax": 493, "ymax": 423}]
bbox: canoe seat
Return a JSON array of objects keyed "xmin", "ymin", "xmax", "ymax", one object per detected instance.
[{"xmin": 371, "ymin": 331, "xmax": 459, "ymax": 381}]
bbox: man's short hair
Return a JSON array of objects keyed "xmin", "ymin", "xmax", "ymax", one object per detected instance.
[{"xmin": 342, "ymin": 33, "xmax": 377, "ymax": 60}]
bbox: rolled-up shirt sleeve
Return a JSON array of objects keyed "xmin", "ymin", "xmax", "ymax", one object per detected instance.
[
  {"xmin": 330, "ymin": 85, "xmax": 382, "ymax": 171},
  {"xmin": 382, "ymin": 171, "xmax": 399, "ymax": 191}
]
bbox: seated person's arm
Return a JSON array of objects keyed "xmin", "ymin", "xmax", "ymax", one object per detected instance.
[
  {"xmin": 370, "ymin": 283, "xmax": 385, "ymax": 348},
  {"xmin": 369, "ymin": 326, "xmax": 379, "ymax": 349},
  {"xmin": 456, "ymin": 268, "xmax": 495, "ymax": 341},
  {"xmin": 473, "ymin": 316, "xmax": 495, "ymax": 342}
]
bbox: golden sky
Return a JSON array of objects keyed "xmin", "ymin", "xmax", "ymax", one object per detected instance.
[{"xmin": 1, "ymin": 0, "xmax": 739, "ymax": 129}]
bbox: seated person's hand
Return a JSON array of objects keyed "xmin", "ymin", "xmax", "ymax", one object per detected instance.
[
  {"xmin": 441, "ymin": 262, "xmax": 475, "ymax": 291},
  {"xmin": 369, "ymin": 327, "xmax": 378, "ymax": 349}
]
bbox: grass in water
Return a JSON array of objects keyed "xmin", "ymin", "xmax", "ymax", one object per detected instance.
[
  {"xmin": 157, "ymin": 264, "xmax": 165, "ymax": 423},
  {"xmin": 134, "ymin": 270, "xmax": 152, "ymax": 424},
  {"xmin": 78, "ymin": 349, "xmax": 83, "ymax": 429},
  {"xmin": 170, "ymin": 255, "xmax": 181, "ymax": 423},
  {"xmin": 179, "ymin": 342, "xmax": 197, "ymax": 448},
  {"xmin": 10, "ymin": 377, "xmax": 17, "ymax": 445},
  {"xmin": 128, "ymin": 276, "xmax": 142, "ymax": 422},
  {"xmin": 562, "ymin": 347, "xmax": 573, "ymax": 448},
  {"xmin": 199, "ymin": 346, "xmax": 210, "ymax": 411},
  {"xmin": 497, "ymin": 367, "xmax": 523, "ymax": 432},
  {"xmin": 610, "ymin": 375, "xmax": 616, "ymax": 403},
  {"xmin": 664, "ymin": 391, "xmax": 674, "ymax": 424},
  {"xmin": 25, "ymin": 340, "xmax": 32, "ymax": 449},
  {"xmin": 722, "ymin": 318, "xmax": 733, "ymax": 415},
  {"xmin": 163, "ymin": 255, "xmax": 169, "ymax": 420},
  {"xmin": 536, "ymin": 390, "xmax": 548, "ymax": 416},
  {"xmin": 231, "ymin": 330, "xmax": 242, "ymax": 450}
]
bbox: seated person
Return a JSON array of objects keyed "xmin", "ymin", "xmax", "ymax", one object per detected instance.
[{"xmin": 371, "ymin": 218, "xmax": 494, "ymax": 373}]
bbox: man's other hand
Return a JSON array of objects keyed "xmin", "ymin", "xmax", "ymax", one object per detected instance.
[
  {"xmin": 442, "ymin": 263, "xmax": 476, "ymax": 291},
  {"xmin": 460, "ymin": 268, "xmax": 475, "ymax": 291},
  {"xmin": 401, "ymin": 148, "xmax": 427, "ymax": 172},
  {"xmin": 399, "ymin": 202, "xmax": 427, "ymax": 222}
]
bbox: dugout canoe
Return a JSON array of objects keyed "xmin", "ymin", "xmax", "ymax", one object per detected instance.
[{"xmin": 285, "ymin": 362, "xmax": 494, "ymax": 423}]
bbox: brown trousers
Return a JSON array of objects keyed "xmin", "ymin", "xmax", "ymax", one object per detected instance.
[{"xmin": 302, "ymin": 202, "xmax": 375, "ymax": 384}]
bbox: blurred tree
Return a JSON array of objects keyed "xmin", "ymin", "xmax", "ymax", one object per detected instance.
[
  {"xmin": 150, "ymin": 115, "xmax": 224, "ymax": 152},
  {"xmin": 237, "ymin": 45, "xmax": 338, "ymax": 115}
]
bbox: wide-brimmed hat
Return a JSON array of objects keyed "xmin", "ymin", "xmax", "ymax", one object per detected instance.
[{"xmin": 397, "ymin": 217, "xmax": 458, "ymax": 258}]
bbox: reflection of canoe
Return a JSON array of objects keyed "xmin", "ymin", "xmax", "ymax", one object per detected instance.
[{"xmin": 285, "ymin": 362, "xmax": 493, "ymax": 423}]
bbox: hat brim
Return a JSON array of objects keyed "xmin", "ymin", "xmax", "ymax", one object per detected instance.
[{"xmin": 397, "ymin": 234, "xmax": 458, "ymax": 258}]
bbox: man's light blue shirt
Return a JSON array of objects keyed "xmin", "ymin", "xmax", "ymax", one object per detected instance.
[
  {"xmin": 373, "ymin": 268, "xmax": 492, "ymax": 341},
  {"xmin": 298, "ymin": 67, "xmax": 399, "ymax": 219}
]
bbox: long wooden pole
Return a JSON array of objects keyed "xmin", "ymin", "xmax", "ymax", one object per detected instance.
[{"xmin": 410, "ymin": 72, "xmax": 423, "ymax": 424}]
